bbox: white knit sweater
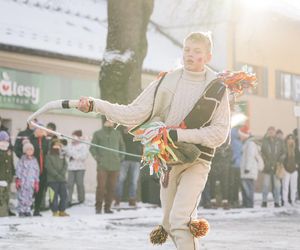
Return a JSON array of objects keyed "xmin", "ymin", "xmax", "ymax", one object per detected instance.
[{"xmin": 91, "ymin": 67, "xmax": 230, "ymax": 148}]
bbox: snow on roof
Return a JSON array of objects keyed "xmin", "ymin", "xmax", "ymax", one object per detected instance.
[
  {"xmin": 0, "ymin": 0, "xmax": 183, "ymax": 72},
  {"xmin": 0, "ymin": 0, "xmax": 299, "ymax": 72}
]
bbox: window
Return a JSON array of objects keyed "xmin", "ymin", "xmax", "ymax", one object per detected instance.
[
  {"xmin": 236, "ymin": 63, "xmax": 268, "ymax": 97},
  {"xmin": 277, "ymin": 71, "xmax": 300, "ymax": 101}
]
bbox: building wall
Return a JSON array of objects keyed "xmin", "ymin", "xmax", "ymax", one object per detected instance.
[
  {"xmin": 0, "ymin": 50, "xmax": 158, "ymax": 193},
  {"xmin": 0, "ymin": 51, "xmax": 102, "ymax": 192},
  {"xmin": 233, "ymin": 4, "xmax": 300, "ymax": 136}
]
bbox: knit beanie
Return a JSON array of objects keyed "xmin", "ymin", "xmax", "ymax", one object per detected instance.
[
  {"xmin": 23, "ymin": 142, "xmax": 34, "ymax": 153},
  {"xmin": 0, "ymin": 131, "xmax": 9, "ymax": 142}
]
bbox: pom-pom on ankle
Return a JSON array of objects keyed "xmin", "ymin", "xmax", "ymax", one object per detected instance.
[
  {"xmin": 189, "ymin": 218, "xmax": 210, "ymax": 238},
  {"xmin": 150, "ymin": 225, "xmax": 168, "ymax": 245}
]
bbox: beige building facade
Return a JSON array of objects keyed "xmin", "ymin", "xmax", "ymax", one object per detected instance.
[{"xmin": 233, "ymin": 1, "xmax": 300, "ymax": 136}]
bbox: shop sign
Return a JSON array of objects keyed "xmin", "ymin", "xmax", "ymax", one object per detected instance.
[{"xmin": 0, "ymin": 71, "xmax": 40, "ymax": 105}]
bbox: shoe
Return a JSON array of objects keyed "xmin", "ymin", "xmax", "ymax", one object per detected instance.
[
  {"xmin": 274, "ymin": 203, "xmax": 280, "ymax": 208},
  {"xmin": 230, "ymin": 201, "xmax": 241, "ymax": 209},
  {"xmin": 222, "ymin": 200, "xmax": 230, "ymax": 210},
  {"xmin": 9, "ymin": 210, "xmax": 16, "ymax": 216},
  {"xmin": 261, "ymin": 202, "xmax": 267, "ymax": 208},
  {"xmin": 52, "ymin": 211, "xmax": 60, "ymax": 217},
  {"xmin": 203, "ymin": 203, "xmax": 212, "ymax": 209},
  {"xmin": 96, "ymin": 209, "xmax": 102, "ymax": 214},
  {"xmin": 59, "ymin": 211, "xmax": 70, "ymax": 217},
  {"xmin": 210, "ymin": 199, "xmax": 218, "ymax": 209},
  {"xmin": 33, "ymin": 211, "xmax": 42, "ymax": 216},
  {"xmin": 19, "ymin": 212, "xmax": 26, "ymax": 217},
  {"xmin": 128, "ymin": 199, "xmax": 136, "ymax": 207},
  {"xmin": 104, "ymin": 209, "xmax": 114, "ymax": 214},
  {"xmin": 114, "ymin": 199, "xmax": 120, "ymax": 207},
  {"xmin": 24, "ymin": 212, "xmax": 32, "ymax": 217}
]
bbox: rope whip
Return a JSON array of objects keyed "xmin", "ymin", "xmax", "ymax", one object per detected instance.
[{"xmin": 26, "ymin": 99, "xmax": 141, "ymax": 158}]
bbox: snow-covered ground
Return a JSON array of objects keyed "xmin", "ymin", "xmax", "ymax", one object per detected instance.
[{"xmin": 0, "ymin": 194, "xmax": 300, "ymax": 250}]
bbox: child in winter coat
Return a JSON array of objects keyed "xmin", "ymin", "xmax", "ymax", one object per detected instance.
[
  {"xmin": 15, "ymin": 141, "xmax": 40, "ymax": 217},
  {"xmin": 0, "ymin": 131, "xmax": 14, "ymax": 217},
  {"xmin": 46, "ymin": 139, "xmax": 69, "ymax": 216}
]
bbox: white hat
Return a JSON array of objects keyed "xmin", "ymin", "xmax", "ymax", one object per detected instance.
[{"xmin": 23, "ymin": 142, "xmax": 34, "ymax": 153}]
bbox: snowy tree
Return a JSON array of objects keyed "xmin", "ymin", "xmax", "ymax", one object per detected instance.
[{"xmin": 99, "ymin": 0, "xmax": 154, "ymax": 104}]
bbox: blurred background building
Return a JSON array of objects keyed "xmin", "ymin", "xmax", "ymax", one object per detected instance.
[{"xmin": 0, "ymin": 0, "xmax": 299, "ymax": 191}]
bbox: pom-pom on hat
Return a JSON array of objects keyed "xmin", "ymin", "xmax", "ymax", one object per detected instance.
[
  {"xmin": 239, "ymin": 124, "xmax": 250, "ymax": 138},
  {"xmin": 0, "ymin": 131, "xmax": 9, "ymax": 142}
]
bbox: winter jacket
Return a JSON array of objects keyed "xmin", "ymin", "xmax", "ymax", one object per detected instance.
[
  {"xmin": 211, "ymin": 143, "xmax": 232, "ymax": 169},
  {"xmin": 90, "ymin": 127, "xmax": 125, "ymax": 171},
  {"xmin": 230, "ymin": 127, "xmax": 243, "ymax": 168},
  {"xmin": 0, "ymin": 149, "xmax": 14, "ymax": 183},
  {"xmin": 240, "ymin": 137, "xmax": 264, "ymax": 180},
  {"xmin": 122, "ymin": 132, "xmax": 142, "ymax": 162},
  {"xmin": 29, "ymin": 134, "xmax": 49, "ymax": 175},
  {"xmin": 65, "ymin": 142, "xmax": 89, "ymax": 171},
  {"xmin": 261, "ymin": 136, "xmax": 285, "ymax": 174},
  {"xmin": 14, "ymin": 127, "xmax": 34, "ymax": 158},
  {"xmin": 45, "ymin": 154, "xmax": 67, "ymax": 183},
  {"xmin": 16, "ymin": 155, "xmax": 39, "ymax": 188}
]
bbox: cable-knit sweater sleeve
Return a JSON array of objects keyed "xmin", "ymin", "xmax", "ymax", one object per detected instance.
[
  {"xmin": 177, "ymin": 89, "xmax": 230, "ymax": 148},
  {"xmin": 90, "ymin": 80, "xmax": 159, "ymax": 126}
]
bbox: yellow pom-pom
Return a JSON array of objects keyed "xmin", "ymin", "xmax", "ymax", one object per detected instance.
[
  {"xmin": 150, "ymin": 225, "xmax": 168, "ymax": 245},
  {"xmin": 189, "ymin": 218, "xmax": 210, "ymax": 238}
]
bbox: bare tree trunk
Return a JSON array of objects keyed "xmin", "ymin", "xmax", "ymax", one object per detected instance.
[{"xmin": 99, "ymin": 0, "xmax": 154, "ymax": 104}]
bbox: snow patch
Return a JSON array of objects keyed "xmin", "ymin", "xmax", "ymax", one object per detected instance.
[{"xmin": 102, "ymin": 50, "xmax": 134, "ymax": 64}]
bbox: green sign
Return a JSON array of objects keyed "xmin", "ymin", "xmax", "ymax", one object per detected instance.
[{"xmin": 0, "ymin": 67, "xmax": 100, "ymax": 115}]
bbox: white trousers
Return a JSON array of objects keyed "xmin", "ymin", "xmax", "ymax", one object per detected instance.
[
  {"xmin": 282, "ymin": 170, "xmax": 298, "ymax": 204},
  {"xmin": 160, "ymin": 160, "xmax": 211, "ymax": 250}
]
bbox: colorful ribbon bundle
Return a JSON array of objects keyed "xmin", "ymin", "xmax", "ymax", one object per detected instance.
[
  {"xmin": 217, "ymin": 70, "xmax": 257, "ymax": 94},
  {"xmin": 133, "ymin": 71, "xmax": 257, "ymax": 175},
  {"xmin": 132, "ymin": 121, "xmax": 178, "ymax": 175}
]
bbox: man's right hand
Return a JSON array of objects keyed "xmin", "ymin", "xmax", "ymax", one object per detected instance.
[{"xmin": 77, "ymin": 97, "xmax": 92, "ymax": 113}]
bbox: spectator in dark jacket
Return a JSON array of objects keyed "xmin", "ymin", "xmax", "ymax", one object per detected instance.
[
  {"xmin": 282, "ymin": 134, "xmax": 298, "ymax": 207},
  {"xmin": 46, "ymin": 139, "xmax": 69, "ymax": 216},
  {"xmin": 29, "ymin": 125, "xmax": 49, "ymax": 216},
  {"xmin": 0, "ymin": 131, "xmax": 14, "ymax": 217},
  {"xmin": 14, "ymin": 121, "xmax": 36, "ymax": 158},
  {"xmin": 293, "ymin": 128, "xmax": 300, "ymax": 200},
  {"xmin": 229, "ymin": 127, "xmax": 243, "ymax": 208},
  {"xmin": 90, "ymin": 119, "xmax": 125, "ymax": 214},
  {"xmin": 115, "ymin": 127, "xmax": 142, "ymax": 207},
  {"xmin": 261, "ymin": 126, "xmax": 285, "ymax": 207}
]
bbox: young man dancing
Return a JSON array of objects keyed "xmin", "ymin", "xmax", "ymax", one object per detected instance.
[{"xmin": 78, "ymin": 32, "xmax": 230, "ymax": 250}]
